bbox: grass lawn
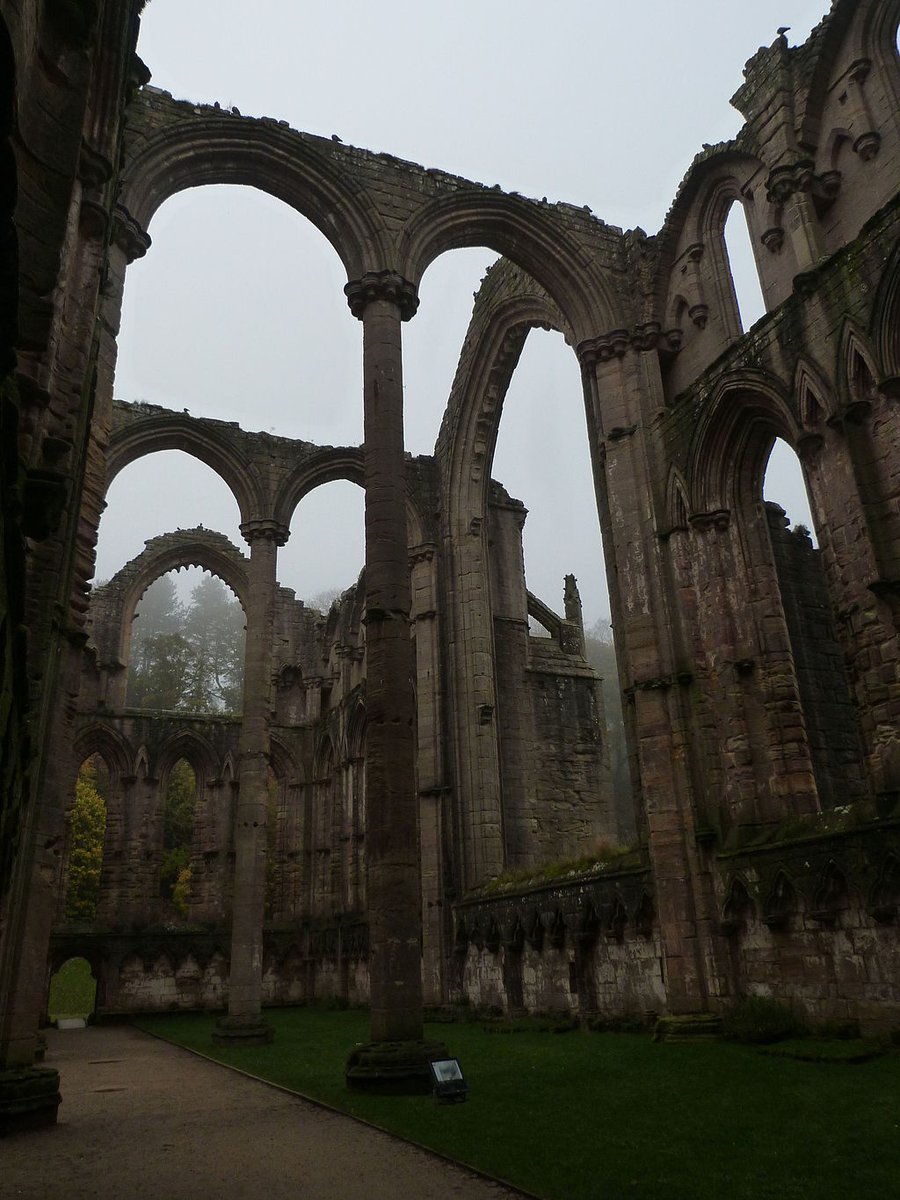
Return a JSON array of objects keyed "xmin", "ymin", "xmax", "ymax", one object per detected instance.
[
  {"xmin": 48, "ymin": 957, "xmax": 96, "ymax": 1020},
  {"xmin": 136, "ymin": 1007, "xmax": 900, "ymax": 1200}
]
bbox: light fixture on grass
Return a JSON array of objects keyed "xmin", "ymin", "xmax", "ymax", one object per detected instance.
[{"xmin": 429, "ymin": 1057, "xmax": 468, "ymax": 1103}]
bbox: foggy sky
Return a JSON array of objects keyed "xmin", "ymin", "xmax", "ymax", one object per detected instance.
[{"xmin": 99, "ymin": 0, "xmax": 829, "ymax": 625}]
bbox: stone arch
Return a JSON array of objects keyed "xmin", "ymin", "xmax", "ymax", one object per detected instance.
[
  {"xmin": 869, "ymin": 853, "xmax": 900, "ymax": 923},
  {"xmin": 792, "ymin": 356, "xmax": 834, "ymax": 432},
  {"xmin": 311, "ymin": 732, "xmax": 337, "ymax": 916},
  {"xmin": 106, "ymin": 415, "xmax": 261, "ymax": 525},
  {"xmin": 119, "ymin": 101, "xmax": 387, "ymax": 280},
  {"xmin": 269, "ymin": 735, "xmax": 302, "ymax": 787},
  {"xmin": 812, "ymin": 858, "xmax": 851, "ymax": 924},
  {"xmin": 838, "ymin": 321, "xmax": 881, "ymax": 408},
  {"xmin": 762, "ymin": 869, "xmax": 798, "ymax": 929},
  {"xmin": 720, "ymin": 876, "xmax": 756, "ymax": 936},
  {"xmin": 799, "ymin": 0, "xmax": 900, "ymax": 147},
  {"xmin": 91, "ymin": 528, "xmax": 249, "ymax": 673},
  {"xmin": 155, "ymin": 729, "xmax": 219, "ymax": 787},
  {"xmin": 688, "ymin": 372, "xmax": 799, "ymax": 516},
  {"xmin": 870, "ymin": 238, "xmax": 900, "ymax": 383},
  {"xmin": 664, "ymin": 467, "xmax": 691, "ymax": 536},
  {"xmin": 435, "ymin": 262, "xmax": 578, "ymax": 887},
  {"xmin": 275, "ymin": 446, "xmax": 428, "ymax": 548},
  {"xmin": 397, "ymin": 191, "xmax": 618, "ymax": 344},
  {"xmin": 72, "ymin": 723, "xmax": 133, "ymax": 784},
  {"xmin": 656, "ymin": 148, "xmax": 771, "ymax": 342}
]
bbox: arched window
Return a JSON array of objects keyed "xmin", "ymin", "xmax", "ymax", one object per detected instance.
[
  {"xmin": 763, "ymin": 437, "xmax": 816, "ymax": 545},
  {"xmin": 127, "ymin": 570, "xmax": 245, "ymax": 713},
  {"xmin": 160, "ymin": 758, "xmax": 196, "ymax": 917},
  {"xmin": 723, "ymin": 201, "xmax": 765, "ymax": 332},
  {"xmin": 282, "ymin": 480, "xmax": 364, "ymax": 607},
  {"xmin": 97, "ymin": 450, "xmax": 243, "ymax": 584},
  {"xmin": 64, "ymin": 757, "xmax": 109, "ymax": 922},
  {"xmin": 47, "ymin": 958, "xmax": 97, "ymax": 1024}
]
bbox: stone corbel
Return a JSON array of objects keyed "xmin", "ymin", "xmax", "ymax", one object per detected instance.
[
  {"xmin": 766, "ymin": 160, "xmax": 840, "ymax": 214},
  {"xmin": 688, "ymin": 509, "xmax": 731, "ymax": 533},
  {"xmin": 408, "ymin": 542, "xmax": 437, "ymax": 566},
  {"xmin": 78, "ymin": 142, "xmax": 113, "ymax": 189},
  {"xmin": 575, "ymin": 328, "xmax": 631, "ymax": 366},
  {"xmin": 112, "ymin": 205, "xmax": 151, "ymax": 263},
  {"xmin": 761, "ymin": 227, "xmax": 785, "ymax": 254},
  {"xmin": 79, "ymin": 198, "xmax": 109, "ymax": 241},
  {"xmin": 847, "ymin": 59, "xmax": 881, "ymax": 162},
  {"xmin": 796, "ymin": 432, "xmax": 825, "ymax": 463}
]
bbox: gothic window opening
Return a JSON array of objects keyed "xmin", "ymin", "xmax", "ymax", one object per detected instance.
[
  {"xmin": 723, "ymin": 200, "xmax": 765, "ymax": 333},
  {"xmin": 126, "ymin": 569, "xmax": 245, "ymax": 714},
  {"xmin": 160, "ymin": 758, "xmax": 197, "ymax": 918},
  {"xmin": 284, "ymin": 480, "xmax": 364, "ymax": 610},
  {"xmin": 63, "ymin": 756, "xmax": 109, "ymax": 923},
  {"xmin": 47, "ymin": 958, "xmax": 97, "ymax": 1024}
]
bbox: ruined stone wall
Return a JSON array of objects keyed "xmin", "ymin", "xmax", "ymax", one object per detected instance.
[
  {"xmin": 766, "ymin": 502, "xmax": 868, "ymax": 808},
  {"xmin": 5, "ymin": 0, "xmax": 900, "ymax": 1053},
  {"xmin": 452, "ymin": 867, "xmax": 664, "ymax": 1019},
  {"xmin": 712, "ymin": 826, "xmax": 900, "ymax": 1032}
]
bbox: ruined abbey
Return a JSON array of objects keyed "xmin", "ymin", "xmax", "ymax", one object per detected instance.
[{"xmin": 2, "ymin": 0, "xmax": 900, "ymax": 1125}]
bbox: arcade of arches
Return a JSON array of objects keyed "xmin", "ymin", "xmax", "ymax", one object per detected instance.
[{"xmin": 2, "ymin": 0, "xmax": 900, "ymax": 1125}]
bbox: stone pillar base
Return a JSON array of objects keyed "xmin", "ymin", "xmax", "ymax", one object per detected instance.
[
  {"xmin": 0, "ymin": 1067, "xmax": 61, "ymax": 1135},
  {"xmin": 212, "ymin": 1016, "xmax": 274, "ymax": 1047},
  {"xmin": 345, "ymin": 1039, "xmax": 449, "ymax": 1094}
]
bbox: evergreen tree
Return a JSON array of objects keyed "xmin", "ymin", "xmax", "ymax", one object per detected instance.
[{"xmin": 127, "ymin": 572, "xmax": 245, "ymax": 713}]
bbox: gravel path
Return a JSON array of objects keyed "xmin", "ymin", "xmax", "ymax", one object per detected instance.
[{"xmin": 1, "ymin": 1026, "xmax": 529, "ymax": 1200}]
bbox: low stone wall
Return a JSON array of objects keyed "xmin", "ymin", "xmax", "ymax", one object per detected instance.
[
  {"xmin": 49, "ymin": 923, "xmax": 370, "ymax": 1017},
  {"xmin": 451, "ymin": 866, "xmax": 666, "ymax": 1019},
  {"xmin": 712, "ymin": 822, "xmax": 900, "ymax": 1032}
]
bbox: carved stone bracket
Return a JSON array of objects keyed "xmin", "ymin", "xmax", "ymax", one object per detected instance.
[
  {"xmin": 761, "ymin": 227, "xmax": 785, "ymax": 254},
  {"xmin": 576, "ymin": 322, "xmax": 683, "ymax": 366},
  {"xmin": 79, "ymin": 198, "xmax": 109, "ymax": 241},
  {"xmin": 344, "ymin": 270, "xmax": 419, "ymax": 321},
  {"xmin": 689, "ymin": 509, "xmax": 731, "ymax": 533},
  {"xmin": 766, "ymin": 160, "xmax": 841, "ymax": 210},
  {"xmin": 78, "ymin": 141, "xmax": 113, "ymax": 189},
  {"xmin": 408, "ymin": 542, "xmax": 437, "ymax": 566},
  {"xmin": 112, "ymin": 205, "xmax": 151, "ymax": 263}
]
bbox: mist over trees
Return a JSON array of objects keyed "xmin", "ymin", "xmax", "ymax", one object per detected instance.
[
  {"xmin": 127, "ymin": 573, "xmax": 245, "ymax": 712},
  {"xmin": 583, "ymin": 618, "xmax": 631, "ymax": 828}
]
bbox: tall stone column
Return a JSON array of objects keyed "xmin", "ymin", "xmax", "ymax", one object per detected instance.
[
  {"xmin": 343, "ymin": 271, "xmax": 446, "ymax": 1088},
  {"xmin": 215, "ymin": 518, "xmax": 285, "ymax": 1045}
]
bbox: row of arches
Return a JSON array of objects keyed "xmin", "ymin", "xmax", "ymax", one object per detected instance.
[{"xmin": 58, "ymin": 713, "xmax": 371, "ymax": 932}]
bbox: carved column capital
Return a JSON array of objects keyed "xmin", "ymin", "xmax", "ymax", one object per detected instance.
[
  {"xmin": 112, "ymin": 204, "xmax": 151, "ymax": 263},
  {"xmin": 577, "ymin": 322, "xmax": 683, "ymax": 366},
  {"xmin": 240, "ymin": 518, "xmax": 290, "ymax": 547},
  {"xmin": 344, "ymin": 270, "xmax": 419, "ymax": 321},
  {"xmin": 576, "ymin": 328, "xmax": 631, "ymax": 366}
]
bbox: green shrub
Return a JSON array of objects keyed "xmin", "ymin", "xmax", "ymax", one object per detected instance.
[{"xmin": 722, "ymin": 995, "xmax": 806, "ymax": 1044}]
